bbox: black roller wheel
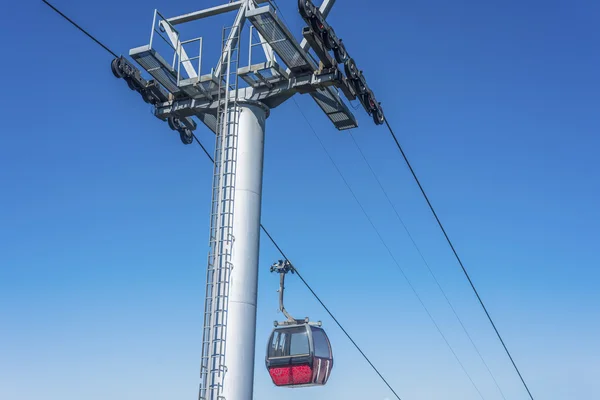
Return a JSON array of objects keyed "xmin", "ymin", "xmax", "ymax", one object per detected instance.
[
  {"xmin": 373, "ymin": 104, "xmax": 385, "ymax": 125},
  {"xmin": 334, "ymin": 41, "xmax": 348, "ymax": 64},
  {"xmin": 111, "ymin": 58, "xmax": 123, "ymax": 79},
  {"xmin": 299, "ymin": 0, "xmax": 313, "ymax": 18},
  {"xmin": 180, "ymin": 129, "xmax": 194, "ymax": 145},
  {"xmin": 367, "ymin": 91, "xmax": 377, "ymax": 112},
  {"xmin": 323, "ymin": 30, "xmax": 337, "ymax": 51},
  {"xmin": 355, "ymin": 79, "xmax": 367, "ymax": 95},
  {"xmin": 167, "ymin": 116, "xmax": 179, "ymax": 131},
  {"xmin": 344, "ymin": 58, "xmax": 359, "ymax": 80}
]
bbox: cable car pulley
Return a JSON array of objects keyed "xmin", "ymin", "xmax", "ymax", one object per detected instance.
[{"xmin": 298, "ymin": 0, "xmax": 385, "ymax": 125}]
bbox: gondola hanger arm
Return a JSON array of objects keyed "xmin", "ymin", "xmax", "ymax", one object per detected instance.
[{"xmin": 270, "ymin": 260, "xmax": 321, "ymax": 327}]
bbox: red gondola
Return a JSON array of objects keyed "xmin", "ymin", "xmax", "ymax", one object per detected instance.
[{"xmin": 265, "ymin": 260, "xmax": 334, "ymax": 388}]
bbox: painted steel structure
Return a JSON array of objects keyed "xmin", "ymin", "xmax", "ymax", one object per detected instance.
[{"xmin": 110, "ymin": 1, "xmax": 383, "ymax": 399}]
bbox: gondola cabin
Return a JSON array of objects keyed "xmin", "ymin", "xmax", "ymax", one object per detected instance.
[{"xmin": 266, "ymin": 323, "xmax": 333, "ymax": 387}]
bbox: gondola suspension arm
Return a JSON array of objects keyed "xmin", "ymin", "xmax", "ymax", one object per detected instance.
[{"xmin": 270, "ymin": 260, "xmax": 321, "ymax": 327}]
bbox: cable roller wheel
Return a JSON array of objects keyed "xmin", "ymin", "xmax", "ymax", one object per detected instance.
[
  {"xmin": 111, "ymin": 58, "xmax": 124, "ymax": 79},
  {"xmin": 179, "ymin": 129, "xmax": 194, "ymax": 145}
]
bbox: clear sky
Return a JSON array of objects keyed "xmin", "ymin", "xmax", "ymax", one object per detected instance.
[{"xmin": 1, "ymin": 0, "xmax": 599, "ymax": 399}]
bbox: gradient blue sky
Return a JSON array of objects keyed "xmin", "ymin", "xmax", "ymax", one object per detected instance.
[{"xmin": 1, "ymin": 0, "xmax": 599, "ymax": 399}]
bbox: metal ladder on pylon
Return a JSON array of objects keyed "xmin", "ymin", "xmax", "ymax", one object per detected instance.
[{"xmin": 199, "ymin": 26, "xmax": 241, "ymax": 400}]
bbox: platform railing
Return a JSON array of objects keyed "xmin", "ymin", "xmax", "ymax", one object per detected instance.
[
  {"xmin": 149, "ymin": 9, "xmax": 181, "ymax": 70},
  {"xmin": 177, "ymin": 37, "xmax": 203, "ymax": 86}
]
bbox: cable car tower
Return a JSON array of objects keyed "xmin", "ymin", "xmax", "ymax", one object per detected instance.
[{"xmin": 110, "ymin": 0, "xmax": 383, "ymax": 399}]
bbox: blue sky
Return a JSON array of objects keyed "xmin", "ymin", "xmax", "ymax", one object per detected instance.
[{"xmin": 1, "ymin": 0, "xmax": 599, "ymax": 399}]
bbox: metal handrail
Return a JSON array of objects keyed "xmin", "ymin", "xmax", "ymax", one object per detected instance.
[
  {"xmin": 149, "ymin": 9, "xmax": 182, "ymax": 70},
  {"xmin": 177, "ymin": 36, "xmax": 203, "ymax": 86},
  {"xmin": 149, "ymin": 9, "xmax": 180, "ymax": 51}
]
